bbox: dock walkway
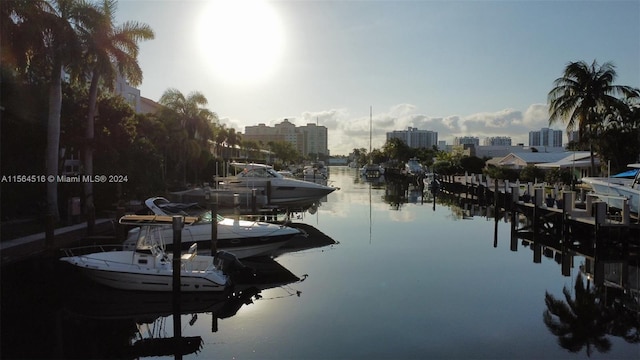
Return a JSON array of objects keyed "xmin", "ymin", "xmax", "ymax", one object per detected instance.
[{"xmin": 1, "ymin": 218, "xmax": 116, "ymax": 266}]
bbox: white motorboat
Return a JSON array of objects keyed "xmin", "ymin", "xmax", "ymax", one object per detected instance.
[
  {"xmin": 302, "ymin": 162, "xmax": 328, "ymax": 180},
  {"xmin": 581, "ymin": 163, "xmax": 640, "ymax": 214},
  {"xmin": 216, "ymin": 163, "xmax": 336, "ymax": 207},
  {"xmin": 60, "ymin": 215, "xmax": 230, "ymax": 292},
  {"xmin": 360, "ymin": 163, "xmax": 384, "ymax": 179},
  {"xmin": 128, "ymin": 197, "xmax": 303, "ymax": 259},
  {"xmin": 405, "ymin": 158, "xmax": 425, "ymax": 176}
]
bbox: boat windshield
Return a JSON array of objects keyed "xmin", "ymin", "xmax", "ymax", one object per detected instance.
[
  {"xmin": 237, "ymin": 167, "xmax": 283, "ymax": 179},
  {"xmin": 198, "ymin": 211, "xmax": 225, "ymax": 224}
]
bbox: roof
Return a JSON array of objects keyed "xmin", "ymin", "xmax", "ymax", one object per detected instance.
[
  {"xmin": 497, "ymin": 152, "xmax": 570, "ymax": 167},
  {"xmin": 534, "ymin": 152, "xmax": 598, "ymax": 169}
]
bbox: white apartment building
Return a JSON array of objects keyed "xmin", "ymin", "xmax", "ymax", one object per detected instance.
[
  {"xmin": 244, "ymin": 119, "xmax": 328, "ymax": 157},
  {"xmin": 386, "ymin": 127, "xmax": 438, "ymax": 149}
]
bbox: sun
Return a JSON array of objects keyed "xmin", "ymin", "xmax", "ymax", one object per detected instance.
[{"xmin": 197, "ymin": 0, "xmax": 284, "ymax": 85}]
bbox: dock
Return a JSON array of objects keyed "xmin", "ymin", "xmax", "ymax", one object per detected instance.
[{"xmin": 437, "ymin": 173, "xmax": 640, "ymax": 239}]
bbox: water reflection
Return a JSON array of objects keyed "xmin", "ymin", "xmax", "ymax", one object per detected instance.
[
  {"xmin": 59, "ymin": 258, "xmax": 302, "ymax": 359},
  {"xmin": 0, "ymin": 221, "xmax": 337, "ymax": 360},
  {"xmin": 425, "ymin": 180, "xmax": 639, "ymax": 357}
]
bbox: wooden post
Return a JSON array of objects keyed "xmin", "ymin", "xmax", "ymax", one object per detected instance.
[
  {"xmin": 172, "ymin": 215, "xmax": 183, "ymax": 293},
  {"xmin": 561, "ymin": 250, "xmax": 572, "ymax": 277},
  {"xmin": 87, "ymin": 203, "xmax": 95, "ymax": 236},
  {"xmin": 594, "ymin": 201, "xmax": 606, "ymax": 236},
  {"xmin": 533, "ymin": 242, "xmax": 542, "ymax": 263},
  {"xmin": 211, "ymin": 202, "xmax": 218, "ymax": 256},
  {"xmin": 45, "ymin": 213, "xmax": 55, "ymax": 248},
  {"xmin": 621, "ymin": 199, "xmax": 630, "ymax": 225},
  {"xmin": 251, "ymin": 188, "xmax": 257, "ymax": 213},
  {"xmin": 534, "ymin": 187, "xmax": 543, "ymax": 208}
]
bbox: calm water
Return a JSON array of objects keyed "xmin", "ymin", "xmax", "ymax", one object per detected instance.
[{"xmin": 2, "ymin": 166, "xmax": 638, "ymax": 359}]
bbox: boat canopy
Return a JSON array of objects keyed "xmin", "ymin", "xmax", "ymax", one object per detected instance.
[{"xmin": 612, "ymin": 169, "xmax": 639, "ymax": 178}]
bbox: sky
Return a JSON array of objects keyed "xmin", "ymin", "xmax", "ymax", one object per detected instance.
[{"xmin": 115, "ymin": 0, "xmax": 640, "ymax": 155}]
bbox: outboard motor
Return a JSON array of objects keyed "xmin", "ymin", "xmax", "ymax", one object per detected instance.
[{"xmin": 215, "ymin": 250, "xmax": 246, "ymax": 273}]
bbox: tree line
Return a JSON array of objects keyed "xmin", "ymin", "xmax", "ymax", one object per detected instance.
[{"xmin": 1, "ymin": 0, "xmax": 303, "ymax": 223}]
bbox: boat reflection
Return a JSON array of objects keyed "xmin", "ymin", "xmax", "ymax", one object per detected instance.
[{"xmin": 58, "ymin": 257, "xmax": 304, "ymax": 359}]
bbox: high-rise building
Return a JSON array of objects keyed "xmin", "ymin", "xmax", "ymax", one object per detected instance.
[
  {"xmin": 529, "ymin": 127, "xmax": 563, "ymax": 148},
  {"xmin": 244, "ymin": 119, "xmax": 328, "ymax": 157},
  {"xmin": 483, "ymin": 136, "xmax": 512, "ymax": 146},
  {"xmin": 386, "ymin": 127, "xmax": 438, "ymax": 149},
  {"xmin": 454, "ymin": 136, "xmax": 479, "ymax": 146},
  {"xmin": 299, "ymin": 122, "xmax": 328, "ymax": 157}
]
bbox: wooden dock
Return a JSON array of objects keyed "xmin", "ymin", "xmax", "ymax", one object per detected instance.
[{"xmin": 437, "ymin": 173, "xmax": 640, "ymax": 239}]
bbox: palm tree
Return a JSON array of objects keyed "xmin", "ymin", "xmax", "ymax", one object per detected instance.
[
  {"xmin": 548, "ymin": 60, "xmax": 639, "ymax": 175},
  {"xmin": 159, "ymin": 88, "xmax": 217, "ymax": 185},
  {"xmin": 214, "ymin": 123, "xmax": 228, "ymax": 158},
  {"xmin": 27, "ymin": 0, "xmax": 93, "ymax": 221},
  {"xmin": 78, "ymin": 0, "xmax": 154, "ymax": 214},
  {"xmin": 226, "ymin": 128, "xmax": 241, "ymax": 159}
]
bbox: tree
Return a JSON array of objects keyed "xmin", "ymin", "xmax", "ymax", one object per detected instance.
[
  {"xmin": 35, "ymin": 0, "xmax": 94, "ymax": 221},
  {"xmin": 351, "ymin": 148, "xmax": 368, "ymax": 168},
  {"xmin": 382, "ymin": 137, "xmax": 411, "ymax": 163},
  {"xmin": 269, "ymin": 141, "xmax": 300, "ymax": 164},
  {"xmin": 213, "ymin": 123, "xmax": 227, "ymax": 158},
  {"xmin": 78, "ymin": 0, "xmax": 153, "ymax": 215},
  {"xmin": 459, "ymin": 156, "xmax": 485, "ymax": 174},
  {"xmin": 159, "ymin": 88, "xmax": 217, "ymax": 185},
  {"xmin": 226, "ymin": 127, "xmax": 241, "ymax": 159},
  {"xmin": 548, "ymin": 60, "xmax": 639, "ymax": 176},
  {"xmin": 595, "ymin": 102, "xmax": 640, "ymax": 172}
]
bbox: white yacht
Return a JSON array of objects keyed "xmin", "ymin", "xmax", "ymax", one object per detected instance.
[
  {"xmin": 581, "ymin": 163, "xmax": 640, "ymax": 214},
  {"xmin": 125, "ymin": 197, "xmax": 304, "ymax": 259},
  {"xmin": 217, "ymin": 163, "xmax": 337, "ymax": 207},
  {"xmin": 61, "ymin": 215, "xmax": 230, "ymax": 292}
]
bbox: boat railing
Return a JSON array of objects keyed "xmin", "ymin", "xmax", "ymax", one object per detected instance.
[{"xmin": 62, "ymin": 244, "xmax": 124, "ymax": 257}]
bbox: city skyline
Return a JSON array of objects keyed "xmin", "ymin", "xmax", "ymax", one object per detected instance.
[{"xmin": 116, "ymin": 0, "xmax": 639, "ymax": 155}]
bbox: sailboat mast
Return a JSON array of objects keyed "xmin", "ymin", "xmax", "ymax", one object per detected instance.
[{"xmin": 369, "ymin": 106, "xmax": 372, "ymax": 163}]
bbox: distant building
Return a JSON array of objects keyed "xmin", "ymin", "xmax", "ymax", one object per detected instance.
[
  {"xmin": 139, "ymin": 96, "xmax": 161, "ymax": 114},
  {"xmin": 567, "ymin": 130, "xmax": 580, "ymax": 144},
  {"xmin": 454, "ymin": 136, "xmax": 479, "ymax": 146},
  {"xmin": 113, "ymin": 71, "xmax": 142, "ymax": 113},
  {"xmin": 299, "ymin": 122, "xmax": 328, "ymax": 157},
  {"xmin": 529, "ymin": 127, "xmax": 563, "ymax": 148},
  {"xmin": 386, "ymin": 127, "xmax": 438, "ymax": 149},
  {"xmin": 483, "ymin": 136, "xmax": 512, "ymax": 146},
  {"xmin": 244, "ymin": 119, "xmax": 329, "ymax": 157}
]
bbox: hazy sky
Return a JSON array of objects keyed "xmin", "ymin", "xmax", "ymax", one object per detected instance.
[{"xmin": 116, "ymin": 0, "xmax": 640, "ymax": 155}]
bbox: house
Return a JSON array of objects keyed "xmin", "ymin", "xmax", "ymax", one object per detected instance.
[
  {"xmin": 534, "ymin": 151, "xmax": 599, "ymax": 178},
  {"xmin": 487, "ymin": 151, "xmax": 598, "ymax": 178}
]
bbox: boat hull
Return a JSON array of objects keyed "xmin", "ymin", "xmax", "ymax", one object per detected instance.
[
  {"xmin": 125, "ymin": 222, "xmax": 302, "ymax": 259},
  {"xmin": 222, "ymin": 178, "xmax": 335, "ymax": 206},
  {"xmin": 61, "ymin": 251, "xmax": 228, "ymax": 292},
  {"xmin": 582, "ymin": 177, "xmax": 640, "ymax": 214}
]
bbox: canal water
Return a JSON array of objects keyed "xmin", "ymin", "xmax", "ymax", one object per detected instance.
[{"xmin": 1, "ymin": 166, "xmax": 638, "ymax": 359}]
